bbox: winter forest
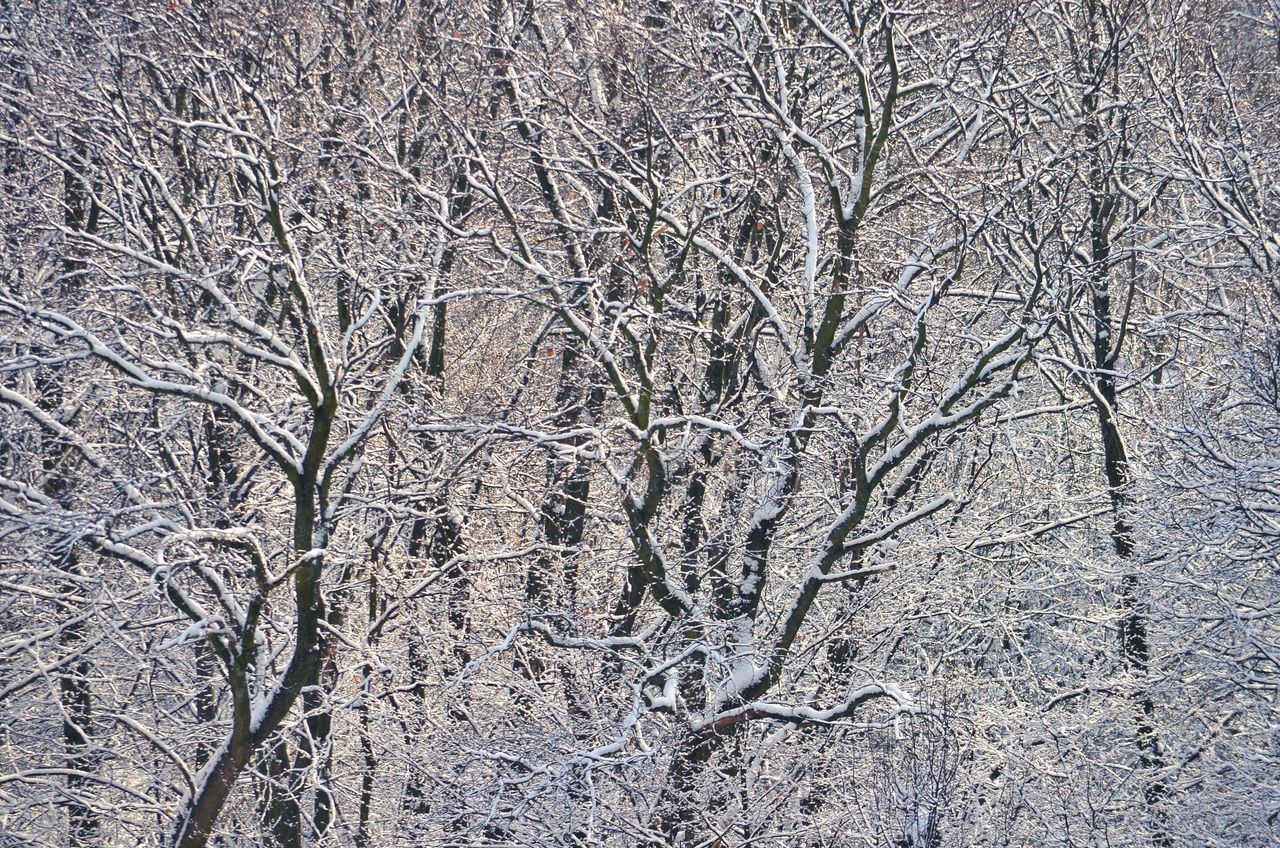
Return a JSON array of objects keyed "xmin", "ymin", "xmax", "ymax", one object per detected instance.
[{"xmin": 1, "ymin": 0, "xmax": 1278, "ymax": 846}]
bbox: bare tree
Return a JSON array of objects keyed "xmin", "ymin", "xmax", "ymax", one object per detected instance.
[{"xmin": 1, "ymin": 2, "xmax": 1277, "ymax": 847}]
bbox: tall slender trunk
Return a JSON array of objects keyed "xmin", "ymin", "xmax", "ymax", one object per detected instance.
[
  {"xmin": 47, "ymin": 153, "xmax": 101, "ymax": 848},
  {"xmin": 192, "ymin": 644, "xmax": 218, "ymax": 769},
  {"xmin": 1088, "ymin": 277, "xmax": 1167, "ymax": 810},
  {"xmin": 60, "ymin": 612, "xmax": 98, "ymax": 848},
  {"xmin": 1078, "ymin": 10, "xmax": 1167, "ymax": 828},
  {"xmin": 355, "ymin": 535, "xmax": 385, "ymax": 848},
  {"xmin": 174, "ymin": 396, "xmax": 332, "ymax": 848}
]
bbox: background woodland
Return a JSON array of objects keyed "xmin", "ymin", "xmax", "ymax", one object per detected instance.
[{"xmin": 1, "ymin": 1, "xmax": 1278, "ymax": 846}]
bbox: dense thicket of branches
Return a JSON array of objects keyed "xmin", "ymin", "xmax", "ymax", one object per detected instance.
[{"xmin": 1, "ymin": 1, "xmax": 1277, "ymax": 846}]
